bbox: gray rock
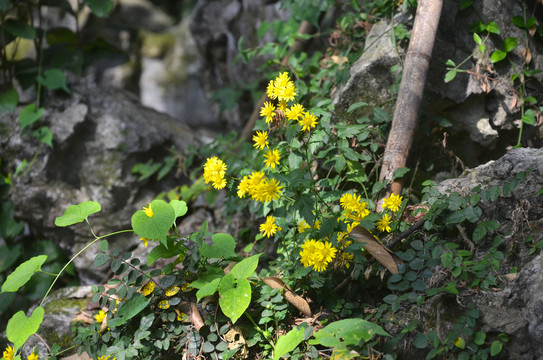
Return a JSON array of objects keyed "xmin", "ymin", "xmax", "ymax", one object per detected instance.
[{"xmin": 0, "ymin": 83, "xmax": 202, "ymax": 284}]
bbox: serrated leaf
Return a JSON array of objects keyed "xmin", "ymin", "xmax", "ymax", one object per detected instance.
[
  {"xmin": 229, "ymin": 254, "xmax": 261, "ymax": 280},
  {"xmin": 273, "ymin": 325, "xmax": 306, "ymax": 360},
  {"xmin": 170, "ymin": 199, "xmax": 188, "ymax": 219},
  {"xmin": 1, "ymin": 255, "xmax": 48, "ymax": 293},
  {"xmin": 19, "ymin": 104, "xmax": 44, "ymax": 131},
  {"xmin": 219, "ymin": 274, "xmax": 251, "ymax": 324},
  {"xmin": 38, "ymin": 69, "xmax": 70, "ymax": 93},
  {"xmin": 491, "ymin": 50, "xmax": 506, "ymax": 63},
  {"xmin": 6, "ymin": 306, "xmax": 44, "ymax": 348},
  {"xmin": 3, "ymin": 19, "xmax": 36, "ymax": 39},
  {"xmin": 83, "ymin": 0, "xmax": 114, "ymax": 17},
  {"xmin": 131, "ymin": 200, "xmax": 175, "ymax": 244},
  {"xmin": 0, "ymin": 89, "xmax": 19, "ymax": 113},
  {"xmin": 55, "ymin": 201, "xmax": 101, "ymax": 226},
  {"xmin": 200, "ymin": 233, "xmax": 237, "ymax": 259}
]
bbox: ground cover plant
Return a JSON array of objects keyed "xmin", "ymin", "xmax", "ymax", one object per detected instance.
[{"xmin": 1, "ymin": 0, "xmax": 543, "ymax": 359}]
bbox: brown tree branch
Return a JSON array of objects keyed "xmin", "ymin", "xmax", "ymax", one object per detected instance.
[{"xmin": 379, "ymin": 0, "xmax": 443, "ymax": 196}]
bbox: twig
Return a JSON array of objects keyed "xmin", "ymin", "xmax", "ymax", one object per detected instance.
[{"xmin": 386, "ymin": 218, "xmax": 426, "ymax": 249}]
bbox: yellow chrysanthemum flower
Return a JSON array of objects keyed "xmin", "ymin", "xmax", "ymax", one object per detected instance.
[
  {"xmin": 262, "ymin": 178, "xmax": 283, "ymax": 202},
  {"xmin": 285, "ymin": 103, "xmax": 305, "ymax": 121},
  {"xmin": 203, "ymin": 156, "xmax": 227, "ymax": 189},
  {"xmin": 298, "ymin": 111, "xmax": 318, "ymax": 132},
  {"xmin": 298, "ymin": 220, "xmax": 311, "ymax": 233},
  {"xmin": 143, "ymin": 203, "xmax": 153, "ymax": 218},
  {"xmin": 382, "ymin": 193, "xmax": 403, "ymax": 212},
  {"xmin": 278, "ymin": 82, "xmax": 297, "ymax": 102},
  {"xmin": 336, "ymin": 251, "xmax": 354, "ymax": 269},
  {"xmin": 237, "ymin": 175, "xmax": 251, "ymax": 198},
  {"xmin": 263, "ymin": 148, "xmax": 281, "ymax": 169},
  {"xmin": 340, "ymin": 193, "xmax": 370, "ymax": 221},
  {"xmin": 376, "ymin": 213, "xmax": 392, "ymax": 232},
  {"xmin": 277, "ymin": 99, "xmax": 288, "ymax": 112},
  {"xmin": 266, "ymin": 80, "xmax": 276, "ymax": 100},
  {"xmin": 260, "ymin": 101, "xmax": 276, "ymax": 123},
  {"xmin": 260, "ymin": 215, "xmax": 280, "ymax": 238},
  {"xmin": 3, "ymin": 345, "xmax": 14, "ymax": 360},
  {"xmin": 274, "ymin": 72, "xmax": 291, "ymax": 88},
  {"xmin": 299, "ymin": 239, "xmax": 337, "ymax": 272},
  {"xmin": 252, "ymin": 130, "xmax": 269, "ymax": 151},
  {"xmin": 27, "ymin": 348, "xmax": 38, "ymax": 360},
  {"xmin": 94, "ymin": 310, "xmax": 106, "ymax": 323},
  {"xmin": 141, "ymin": 281, "xmax": 155, "ymax": 296}
]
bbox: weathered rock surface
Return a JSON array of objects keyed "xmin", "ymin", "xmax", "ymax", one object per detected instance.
[
  {"xmin": 0, "ymin": 83, "xmax": 204, "ymax": 284},
  {"xmin": 391, "ymin": 148, "xmax": 543, "ymax": 359},
  {"xmin": 334, "ymin": 0, "xmax": 543, "ymax": 167}
]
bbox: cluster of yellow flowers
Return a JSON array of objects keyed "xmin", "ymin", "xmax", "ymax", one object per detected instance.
[
  {"xmin": 299, "ymin": 239, "xmax": 337, "ymax": 272},
  {"xmin": 203, "ymin": 156, "xmax": 227, "ymax": 189},
  {"xmin": 3, "ymin": 345, "xmax": 38, "ymax": 360},
  {"xmin": 237, "ymin": 171, "xmax": 283, "ymax": 203}
]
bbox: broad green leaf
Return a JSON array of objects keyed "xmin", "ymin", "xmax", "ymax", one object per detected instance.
[
  {"xmin": 393, "ymin": 167, "xmax": 410, "ymax": 180},
  {"xmin": 3, "ymin": 19, "xmax": 36, "ymax": 39},
  {"xmin": 412, "ymin": 333, "xmax": 429, "ymax": 349},
  {"xmin": 486, "ymin": 21, "xmax": 500, "ymax": 34},
  {"xmin": 0, "ymin": 89, "xmax": 19, "ymax": 113},
  {"xmin": 108, "ymin": 292, "xmax": 150, "ymax": 327},
  {"xmin": 38, "ymin": 69, "xmax": 70, "ymax": 93},
  {"xmin": 195, "ymin": 276, "xmax": 222, "ymax": 302},
  {"xmin": 6, "ymin": 306, "xmax": 44, "ymax": 348},
  {"xmin": 473, "ymin": 33, "xmax": 482, "ymax": 46},
  {"xmin": 490, "ymin": 50, "xmax": 506, "ymax": 63},
  {"xmin": 522, "ymin": 109, "xmax": 536, "ymax": 125},
  {"xmin": 1, "ymin": 255, "xmax": 48, "ymax": 293},
  {"xmin": 444, "ymin": 70, "xmax": 457, "ymax": 83},
  {"xmin": 503, "ymin": 37, "xmax": 518, "ymax": 53},
  {"xmin": 147, "ymin": 239, "xmax": 185, "ymax": 266},
  {"xmin": 19, "ymin": 104, "xmax": 44, "ymax": 131},
  {"xmin": 83, "ymin": 0, "xmax": 114, "ymax": 17},
  {"xmin": 33, "ymin": 126, "xmax": 53, "ymax": 147},
  {"xmin": 229, "ymin": 254, "xmax": 261, "ymax": 280},
  {"xmin": 472, "ymin": 223, "xmax": 487, "ymax": 242},
  {"xmin": 131, "ymin": 200, "xmax": 175, "ymax": 244},
  {"xmin": 346, "ymin": 101, "xmax": 368, "ymax": 113},
  {"xmin": 473, "ymin": 331, "xmax": 486, "ymax": 345},
  {"xmin": 170, "ymin": 200, "xmax": 188, "ymax": 219},
  {"xmin": 511, "ymin": 16, "xmax": 525, "ymax": 28},
  {"xmin": 200, "ymin": 233, "xmax": 237, "ymax": 259},
  {"xmin": 308, "ymin": 318, "xmax": 390, "ymax": 347},
  {"xmin": 55, "ymin": 201, "xmax": 101, "ymax": 227},
  {"xmin": 490, "ymin": 340, "xmax": 502, "ymax": 356},
  {"xmin": 273, "ymin": 325, "xmax": 306, "ymax": 360},
  {"xmin": 219, "ymin": 274, "xmax": 251, "ymax": 324}
]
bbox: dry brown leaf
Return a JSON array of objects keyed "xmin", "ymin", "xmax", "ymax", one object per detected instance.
[
  {"xmin": 262, "ymin": 277, "xmax": 312, "ymax": 317},
  {"xmin": 529, "ymin": 25, "xmax": 536, "ymax": 37},
  {"xmin": 521, "ymin": 47, "xmax": 532, "ymax": 64},
  {"xmin": 509, "ymin": 94, "xmax": 519, "ymax": 110},
  {"xmin": 350, "ymin": 226, "xmax": 402, "ymax": 274},
  {"xmin": 190, "ymin": 303, "xmax": 204, "ymax": 332},
  {"xmin": 225, "ymin": 327, "xmax": 249, "ymax": 359},
  {"xmin": 73, "ymin": 311, "xmax": 94, "ymax": 324},
  {"xmin": 331, "ymin": 55, "xmax": 349, "ymax": 66}
]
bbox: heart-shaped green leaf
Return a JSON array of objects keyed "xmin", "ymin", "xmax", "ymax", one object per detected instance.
[
  {"xmin": 38, "ymin": 69, "xmax": 70, "ymax": 93},
  {"xmin": 7, "ymin": 306, "xmax": 45, "ymax": 348},
  {"xmin": 131, "ymin": 199, "xmax": 175, "ymax": 244},
  {"xmin": 200, "ymin": 233, "xmax": 237, "ymax": 259},
  {"xmin": 219, "ymin": 274, "xmax": 251, "ymax": 324},
  {"xmin": 170, "ymin": 199, "xmax": 188, "ymax": 219},
  {"xmin": 19, "ymin": 104, "xmax": 44, "ymax": 131},
  {"xmin": 1, "ymin": 255, "xmax": 48, "ymax": 293},
  {"xmin": 55, "ymin": 201, "xmax": 101, "ymax": 227}
]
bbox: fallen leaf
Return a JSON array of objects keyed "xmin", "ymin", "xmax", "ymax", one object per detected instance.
[
  {"xmin": 262, "ymin": 277, "xmax": 312, "ymax": 317},
  {"xmin": 349, "ymin": 226, "xmax": 402, "ymax": 274},
  {"xmin": 225, "ymin": 327, "xmax": 249, "ymax": 358},
  {"xmin": 509, "ymin": 94, "xmax": 518, "ymax": 110},
  {"xmin": 521, "ymin": 47, "xmax": 532, "ymax": 64}
]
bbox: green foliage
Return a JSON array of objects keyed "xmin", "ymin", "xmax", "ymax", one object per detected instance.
[
  {"xmin": 1, "ymin": 255, "xmax": 47, "ymax": 293},
  {"xmin": 54, "ymin": 201, "xmax": 101, "ymax": 227}
]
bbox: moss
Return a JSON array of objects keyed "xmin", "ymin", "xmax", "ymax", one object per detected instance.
[{"xmin": 43, "ymin": 298, "xmax": 89, "ymax": 315}]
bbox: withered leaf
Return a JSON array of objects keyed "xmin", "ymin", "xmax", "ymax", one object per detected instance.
[
  {"xmin": 262, "ymin": 277, "xmax": 311, "ymax": 317},
  {"xmin": 349, "ymin": 226, "xmax": 402, "ymax": 274}
]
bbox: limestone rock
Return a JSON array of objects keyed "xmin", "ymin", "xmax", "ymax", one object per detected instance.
[{"xmin": 0, "ymin": 83, "xmax": 202, "ymax": 284}]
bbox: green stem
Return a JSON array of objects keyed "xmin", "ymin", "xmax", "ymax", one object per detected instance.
[{"xmin": 39, "ymin": 229, "xmax": 134, "ymax": 307}]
